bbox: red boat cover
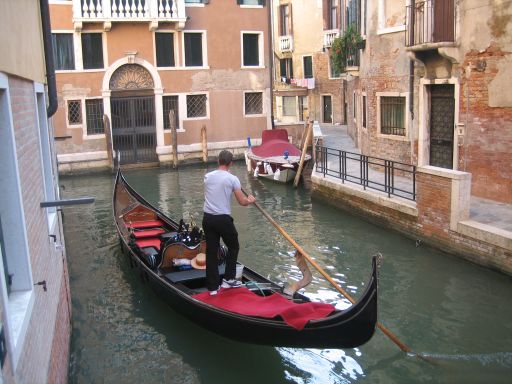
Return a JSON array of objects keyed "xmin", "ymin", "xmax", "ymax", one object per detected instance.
[
  {"xmin": 251, "ymin": 129, "xmax": 302, "ymax": 158},
  {"xmin": 193, "ymin": 287, "xmax": 335, "ymax": 330}
]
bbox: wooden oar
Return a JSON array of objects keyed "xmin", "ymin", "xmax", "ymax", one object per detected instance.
[{"xmin": 244, "ymin": 190, "xmax": 415, "ymax": 355}]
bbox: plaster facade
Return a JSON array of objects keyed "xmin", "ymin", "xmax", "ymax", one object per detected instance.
[{"xmin": 50, "ymin": 0, "xmax": 271, "ymax": 171}]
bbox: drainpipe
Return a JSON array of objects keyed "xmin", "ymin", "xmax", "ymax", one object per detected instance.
[
  {"xmin": 409, "ymin": 59, "xmax": 415, "ymax": 165},
  {"xmin": 267, "ymin": 0, "xmax": 275, "ymax": 128},
  {"xmin": 39, "ymin": 0, "xmax": 58, "ymax": 118}
]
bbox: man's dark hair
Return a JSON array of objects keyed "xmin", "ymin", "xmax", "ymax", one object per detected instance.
[{"xmin": 218, "ymin": 150, "xmax": 233, "ymax": 166}]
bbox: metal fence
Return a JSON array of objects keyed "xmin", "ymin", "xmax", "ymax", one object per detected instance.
[{"xmin": 315, "ymin": 145, "xmax": 417, "ymax": 201}]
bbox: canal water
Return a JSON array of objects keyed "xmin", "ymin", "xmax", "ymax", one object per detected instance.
[{"xmin": 61, "ymin": 162, "xmax": 512, "ymax": 383}]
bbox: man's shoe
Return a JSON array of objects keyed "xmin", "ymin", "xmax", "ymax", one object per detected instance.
[
  {"xmin": 209, "ymin": 289, "xmax": 218, "ymax": 296},
  {"xmin": 221, "ymin": 279, "xmax": 243, "ymax": 289}
]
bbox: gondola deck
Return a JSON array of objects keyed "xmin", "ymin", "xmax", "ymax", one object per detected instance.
[{"xmin": 113, "ymin": 168, "xmax": 378, "ymax": 348}]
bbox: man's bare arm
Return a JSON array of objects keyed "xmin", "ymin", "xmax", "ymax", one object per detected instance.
[{"xmin": 234, "ymin": 189, "xmax": 256, "ymax": 206}]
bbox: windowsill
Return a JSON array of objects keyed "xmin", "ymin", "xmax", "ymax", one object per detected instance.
[
  {"xmin": 240, "ymin": 5, "xmax": 264, "ymax": 8},
  {"xmin": 185, "ymin": 3, "xmax": 205, "ymax": 7},
  {"xmin": 8, "ymin": 289, "xmax": 35, "ymax": 369},
  {"xmin": 83, "ymin": 134, "xmax": 106, "ymax": 140},
  {"xmin": 165, "ymin": 128, "xmax": 186, "ymax": 133},
  {"xmin": 184, "ymin": 116, "xmax": 209, "ymax": 121},
  {"xmin": 244, "ymin": 113, "xmax": 265, "ymax": 118},
  {"xmin": 377, "ymin": 133, "xmax": 408, "ymax": 141},
  {"xmin": 377, "ymin": 25, "xmax": 406, "ymax": 35},
  {"xmin": 328, "ymin": 76, "xmax": 342, "ymax": 80},
  {"xmin": 56, "ymin": 69, "xmax": 106, "ymax": 74},
  {"xmin": 241, "ymin": 65, "xmax": 265, "ymax": 69}
]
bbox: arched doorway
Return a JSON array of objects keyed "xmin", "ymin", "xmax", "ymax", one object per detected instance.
[{"xmin": 110, "ymin": 64, "xmax": 157, "ymax": 164}]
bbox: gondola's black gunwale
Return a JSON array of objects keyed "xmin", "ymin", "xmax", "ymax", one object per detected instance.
[{"xmin": 113, "ymin": 168, "xmax": 378, "ymax": 348}]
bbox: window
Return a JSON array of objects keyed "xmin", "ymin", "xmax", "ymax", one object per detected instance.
[
  {"xmin": 329, "ymin": 55, "xmax": 340, "ymax": 78},
  {"xmin": 282, "ymin": 96, "xmax": 296, "ymax": 116},
  {"xmin": 156, "ymin": 33, "xmax": 175, "ymax": 67},
  {"xmin": 298, "ymin": 96, "xmax": 308, "ymax": 121},
  {"xmin": 67, "ymin": 100, "xmax": 82, "ymax": 125},
  {"xmin": 329, "ymin": 0, "xmax": 339, "ymax": 29},
  {"xmin": 279, "ymin": 4, "xmax": 291, "ymax": 36},
  {"xmin": 239, "ymin": 0, "xmax": 265, "ymax": 5},
  {"xmin": 362, "ymin": 94, "xmax": 367, "ymax": 128},
  {"xmin": 163, "ymin": 96, "xmax": 179, "ymax": 129},
  {"xmin": 242, "ymin": 33, "xmax": 261, "ymax": 67},
  {"xmin": 380, "ymin": 96, "xmax": 405, "ymax": 136},
  {"xmin": 279, "ymin": 58, "xmax": 293, "ymax": 79},
  {"xmin": 244, "ymin": 92, "xmax": 263, "ymax": 115},
  {"xmin": 185, "ymin": 0, "xmax": 205, "ymax": 3},
  {"xmin": 81, "ymin": 33, "xmax": 104, "ymax": 69},
  {"xmin": 186, "ymin": 94, "xmax": 207, "ymax": 118},
  {"xmin": 52, "ymin": 33, "xmax": 75, "ymax": 70},
  {"xmin": 184, "ymin": 33, "xmax": 204, "ymax": 67},
  {"xmin": 85, "ymin": 99, "xmax": 104, "ymax": 135},
  {"xmin": 303, "ymin": 56, "xmax": 313, "ymax": 79}
]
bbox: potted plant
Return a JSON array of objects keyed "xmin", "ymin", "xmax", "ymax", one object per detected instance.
[{"xmin": 331, "ymin": 26, "xmax": 364, "ymax": 73}]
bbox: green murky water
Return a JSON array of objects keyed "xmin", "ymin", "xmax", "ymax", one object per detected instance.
[{"xmin": 62, "ymin": 162, "xmax": 512, "ymax": 383}]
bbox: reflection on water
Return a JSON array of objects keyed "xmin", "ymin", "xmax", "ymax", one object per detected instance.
[{"xmin": 62, "ymin": 163, "xmax": 512, "ymax": 383}]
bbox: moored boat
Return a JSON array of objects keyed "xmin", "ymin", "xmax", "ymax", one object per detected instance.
[
  {"xmin": 113, "ymin": 168, "xmax": 378, "ymax": 348},
  {"xmin": 245, "ymin": 129, "xmax": 312, "ymax": 183}
]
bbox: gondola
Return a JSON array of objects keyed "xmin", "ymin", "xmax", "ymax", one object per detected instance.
[
  {"xmin": 113, "ymin": 168, "xmax": 378, "ymax": 348},
  {"xmin": 245, "ymin": 129, "xmax": 312, "ymax": 183}
]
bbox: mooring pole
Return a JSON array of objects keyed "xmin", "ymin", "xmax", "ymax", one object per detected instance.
[{"xmin": 169, "ymin": 110, "xmax": 178, "ymax": 168}]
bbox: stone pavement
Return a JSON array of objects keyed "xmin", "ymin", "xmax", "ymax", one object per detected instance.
[{"xmin": 317, "ymin": 123, "xmax": 512, "ymax": 233}]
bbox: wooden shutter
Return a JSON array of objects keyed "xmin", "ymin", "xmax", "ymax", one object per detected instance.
[
  {"xmin": 323, "ymin": 0, "xmax": 329, "ymax": 30},
  {"xmin": 289, "ymin": 3, "xmax": 293, "ymax": 35}
]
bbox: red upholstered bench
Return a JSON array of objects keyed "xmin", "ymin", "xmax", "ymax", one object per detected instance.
[
  {"xmin": 126, "ymin": 220, "xmax": 165, "ymax": 229},
  {"xmin": 135, "ymin": 238, "xmax": 162, "ymax": 250},
  {"xmin": 132, "ymin": 228, "xmax": 166, "ymax": 239}
]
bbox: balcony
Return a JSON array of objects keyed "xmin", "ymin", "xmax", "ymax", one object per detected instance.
[
  {"xmin": 279, "ymin": 35, "xmax": 293, "ymax": 53},
  {"xmin": 323, "ymin": 29, "xmax": 340, "ymax": 48},
  {"xmin": 72, "ymin": 0, "xmax": 187, "ymax": 32},
  {"xmin": 405, "ymin": 0, "xmax": 455, "ymax": 49}
]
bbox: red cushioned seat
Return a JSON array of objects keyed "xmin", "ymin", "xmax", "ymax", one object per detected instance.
[
  {"xmin": 126, "ymin": 220, "xmax": 165, "ymax": 229},
  {"xmin": 135, "ymin": 238, "xmax": 161, "ymax": 250},
  {"xmin": 132, "ymin": 228, "xmax": 166, "ymax": 239}
]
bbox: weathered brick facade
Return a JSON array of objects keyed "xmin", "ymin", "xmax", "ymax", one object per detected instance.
[{"xmin": 1, "ymin": 76, "xmax": 70, "ymax": 383}]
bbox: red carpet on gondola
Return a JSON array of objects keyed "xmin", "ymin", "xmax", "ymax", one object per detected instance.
[{"xmin": 193, "ymin": 287, "xmax": 335, "ymax": 330}]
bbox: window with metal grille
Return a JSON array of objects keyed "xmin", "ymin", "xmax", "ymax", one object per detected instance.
[
  {"xmin": 163, "ymin": 96, "xmax": 179, "ymax": 129},
  {"xmin": 52, "ymin": 33, "xmax": 75, "ymax": 70},
  {"xmin": 238, "ymin": 0, "xmax": 264, "ymax": 5},
  {"xmin": 186, "ymin": 94, "xmax": 207, "ymax": 118},
  {"xmin": 282, "ymin": 96, "xmax": 296, "ymax": 116},
  {"xmin": 298, "ymin": 96, "xmax": 308, "ymax": 121},
  {"xmin": 245, "ymin": 92, "xmax": 263, "ymax": 115},
  {"xmin": 184, "ymin": 33, "xmax": 203, "ymax": 67},
  {"xmin": 156, "ymin": 32, "xmax": 175, "ymax": 67},
  {"xmin": 85, "ymin": 99, "xmax": 104, "ymax": 135},
  {"xmin": 303, "ymin": 56, "xmax": 313, "ymax": 79},
  {"xmin": 67, "ymin": 100, "xmax": 82, "ymax": 125},
  {"xmin": 380, "ymin": 96, "xmax": 405, "ymax": 136},
  {"xmin": 81, "ymin": 33, "xmax": 104, "ymax": 70},
  {"xmin": 243, "ymin": 33, "xmax": 260, "ymax": 66}
]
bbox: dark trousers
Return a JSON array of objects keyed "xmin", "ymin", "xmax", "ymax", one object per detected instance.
[{"xmin": 202, "ymin": 213, "xmax": 239, "ymax": 291}]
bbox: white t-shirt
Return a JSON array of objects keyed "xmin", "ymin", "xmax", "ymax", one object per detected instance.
[{"xmin": 203, "ymin": 169, "xmax": 241, "ymax": 215}]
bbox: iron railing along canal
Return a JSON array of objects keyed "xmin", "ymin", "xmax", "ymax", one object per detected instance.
[{"xmin": 315, "ymin": 145, "xmax": 417, "ymax": 201}]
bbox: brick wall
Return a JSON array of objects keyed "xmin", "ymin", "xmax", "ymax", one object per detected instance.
[
  {"xmin": 4, "ymin": 76, "xmax": 71, "ymax": 383},
  {"xmin": 460, "ymin": 45, "xmax": 512, "ymax": 203},
  {"xmin": 311, "ymin": 170, "xmax": 512, "ymax": 275},
  {"xmin": 311, "ymin": 53, "xmax": 344, "ymax": 124}
]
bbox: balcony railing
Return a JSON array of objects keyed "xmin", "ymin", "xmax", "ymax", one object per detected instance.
[
  {"xmin": 345, "ymin": 46, "xmax": 360, "ymax": 68},
  {"xmin": 405, "ymin": 0, "xmax": 455, "ymax": 47},
  {"xmin": 323, "ymin": 29, "xmax": 340, "ymax": 48},
  {"xmin": 279, "ymin": 35, "xmax": 293, "ymax": 53},
  {"xmin": 315, "ymin": 145, "xmax": 417, "ymax": 201},
  {"xmin": 73, "ymin": 0, "xmax": 186, "ymax": 30}
]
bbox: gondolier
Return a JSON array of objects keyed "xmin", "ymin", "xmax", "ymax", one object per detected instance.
[{"xmin": 203, "ymin": 150, "xmax": 256, "ymax": 295}]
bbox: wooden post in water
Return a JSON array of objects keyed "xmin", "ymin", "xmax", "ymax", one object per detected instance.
[
  {"xmin": 293, "ymin": 121, "xmax": 313, "ymax": 187},
  {"xmin": 169, "ymin": 110, "xmax": 178, "ymax": 168},
  {"xmin": 201, "ymin": 125, "xmax": 208, "ymax": 162},
  {"xmin": 103, "ymin": 114, "xmax": 114, "ymax": 170}
]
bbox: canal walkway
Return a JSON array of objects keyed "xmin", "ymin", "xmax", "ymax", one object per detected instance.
[{"xmin": 317, "ymin": 123, "xmax": 512, "ymax": 234}]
